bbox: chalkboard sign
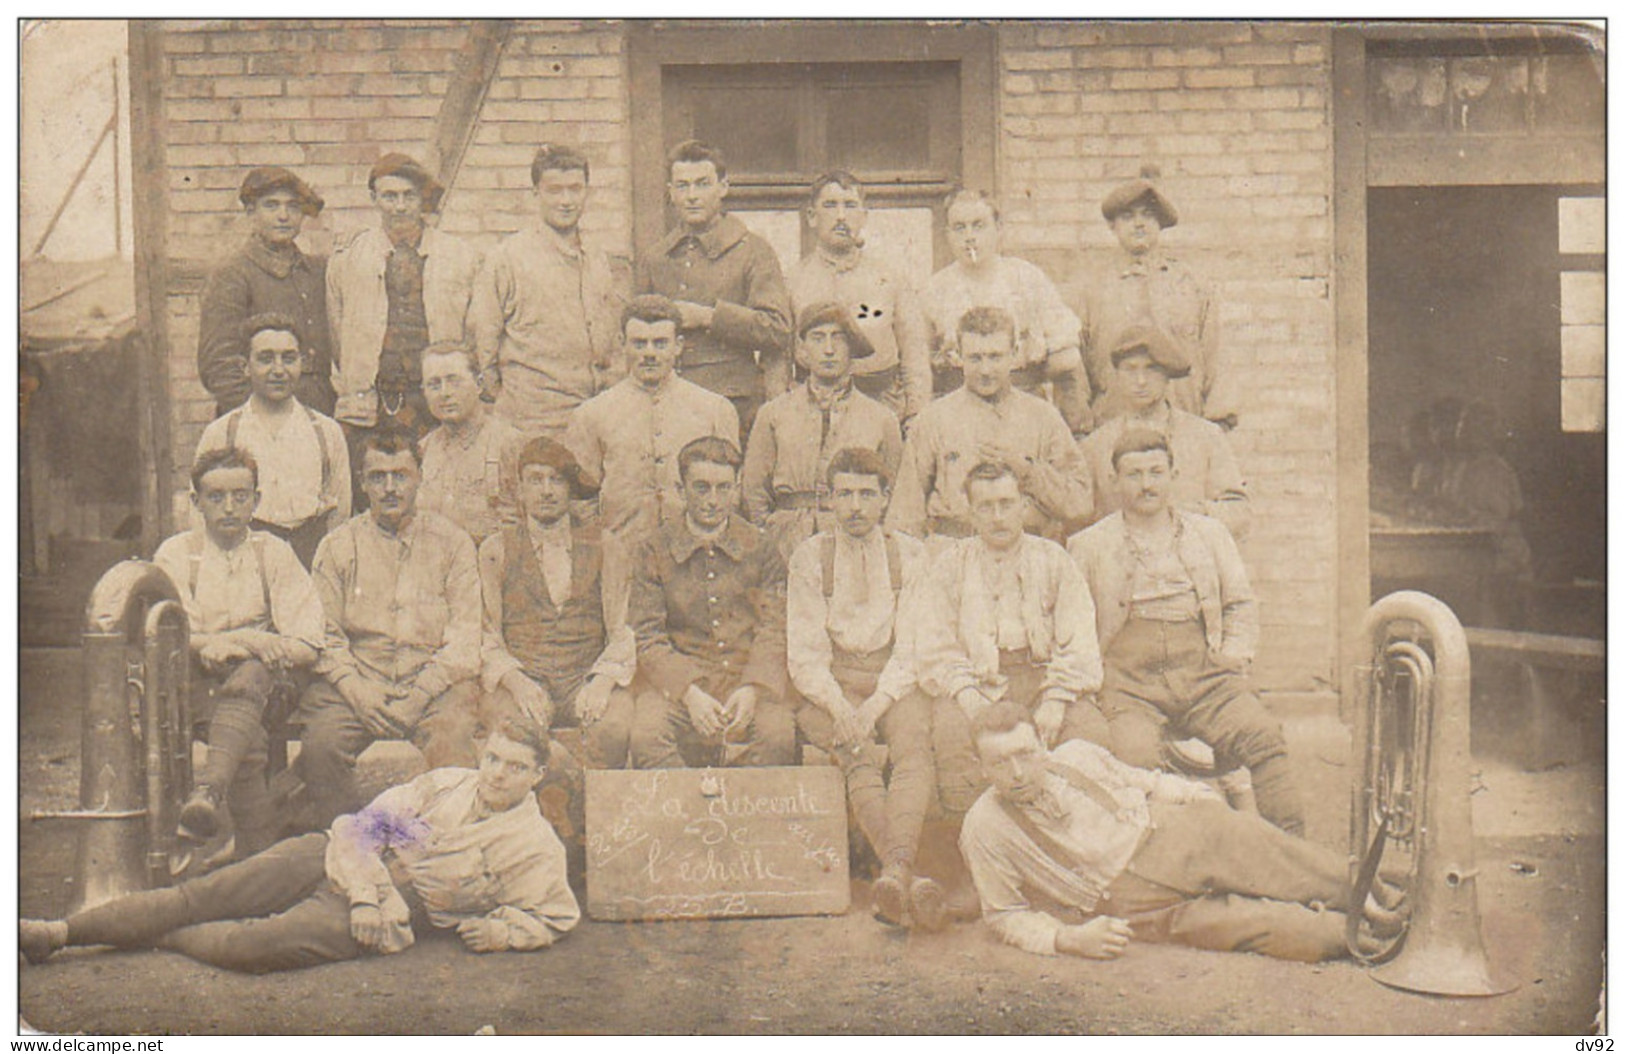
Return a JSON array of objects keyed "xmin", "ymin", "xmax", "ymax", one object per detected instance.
[{"xmin": 585, "ymin": 766, "xmax": 851, "ymax": 921}]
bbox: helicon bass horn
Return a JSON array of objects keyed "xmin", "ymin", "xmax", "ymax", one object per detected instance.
[
  {"xmin": 1347, "ymin": 589, "xmax": 1515, "ymax": 996},
  {"xmin": 31, "ymin": 560, "xmax": 192, "ymax": 913}
]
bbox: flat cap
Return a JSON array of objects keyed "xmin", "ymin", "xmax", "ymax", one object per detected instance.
[
  {"xmin": 1110, "ymin": 324, "xmax": 1190, "ymax": 379},
  {"xmin": 516, "ymin": 436, "xmax": 597, "ymax": 500},
  {"xmin": 368, "ymin": 153, "xmax": 446, "ymax": 213},
  {"xmin": 796, "ymin": 301, "xmax": 876, "ymax": 360},
  {"xmin": 238, "ymin": 167, "xmax": 324, "ymax": 216},
  {"xmin": 1101, "ymin": 163, "xmax": 1178, "ymax": 229}
]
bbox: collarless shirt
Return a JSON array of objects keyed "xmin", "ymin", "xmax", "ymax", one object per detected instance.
[
  {"xmin": 153, "ymin": 528, "xmax": 324, "ymax": 647},
  {"xmin": 311, "ymin": 510, "xmax": 481, "ymax": 698},
  {"xmin": 562, "ymin": 375, "xmax": 740, "ymax": 538},
  {"xmin": 467, "ymin": 225, "xmax": 630, "ymax": 438},
  {"xmin": 196, "ymin": 397, "xmax": 351, "ymax": 529},
  {"xmin": 786, "ymin": 247, "xmax": 932, "ymax": 419},
  {"xmin": 923, "ymin": 256, "xmax": 1080, "ymax": 372},
  {"xmin": 418, "ymin": 411, "xmax": 521, "ymax": 546}
]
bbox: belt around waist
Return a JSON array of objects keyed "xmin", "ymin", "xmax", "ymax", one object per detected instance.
[
  {"xmin": 853, "ymin": 364, "xmax": 900, "ymax": 394},
  {"xmin": 771, "ymin": 490, "xmax": 822, "ymax": 511},
  {"xmin": 927, "ymin": 516, "xmax": 975, "ymax": 538},
  {"xmin": 998, "ymin": 647, "xmax": 1034, "ymax": 665}
]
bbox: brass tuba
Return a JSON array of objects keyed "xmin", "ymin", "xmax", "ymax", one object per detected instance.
[
  {"xmin": 32, "ymin": 560, "xmax": 192, "ymax": 913},
  {"xmin": 1348, "ymin": 589, "xmax": 1515, "ymax": 996}
]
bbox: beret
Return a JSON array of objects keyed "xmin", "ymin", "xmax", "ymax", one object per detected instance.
[
  {"xmin": 795, "ymin": 301, "xmax": 876, "ymax": 360},
  {"xmin": 1110, "ymin": 324, "xmax": 1191, "ymax": 379},
  {"xmin": 238, "ymin": 167, "xmax": 324, "ymax": 216},
  {"xmin": 516, "ymin": 436, "xmax": 597, "ymax": 500},
  {"xmin": 368, "ymin": 153, "xmax": 446, "ymax": 213},
  {"xmin": 1101, "ymin": 163, "xmax": 1178, "ymax": 229}
]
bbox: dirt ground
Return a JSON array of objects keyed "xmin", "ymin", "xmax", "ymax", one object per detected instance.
[{"xmin": 15, "ymin": 646, "xmax": 1607, "ymax": 1036}]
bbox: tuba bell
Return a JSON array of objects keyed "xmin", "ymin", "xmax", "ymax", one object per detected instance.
[
  {"xmin": 31, "ymin": 559, "xmax": 192, "ymax": 913},
  {"xmin": 1347, "ymin": 589, "xmax": 1516, "ymax": 996}
]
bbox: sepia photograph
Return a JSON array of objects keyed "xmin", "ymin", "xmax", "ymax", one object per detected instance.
[{"xmin": 13, "ymin": 16, "xmax": 1608, "ymax": 1036}]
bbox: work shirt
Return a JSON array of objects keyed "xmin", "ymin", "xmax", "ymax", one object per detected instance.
[
  {"xmin": 1080, "ymin": 250, "xmax": 1230, "ymax": 424},
  {"xmin": 741, "ymin": 380, "xmax": 903, "ymax": 558},
  {"xmin": 922, "ymin": 256, "xmax": 1080, "ymax": 373},
  {"xmin": 1068, "ymin": 510, "xmax": 1258, "ymax": 669},
  {"xmin": 327, "ymin": 227, "xmax": 483, "ymax": 427},
  {"xmin": 959, "ymin": 739, "xmax": 1213, "ymax": 954},
  {"xmin": 326, "ymin": 767, "xmax": 580, "ymax": 953},
  {"xmin": 153, "ymin": 527, "xmax": 324, "ymax": 647},
  {"xmin": 786, "ymin": 247, "xmax": 932, "ymax": 421},
  {"xmin": 887, "ymin": 386, "xmax": 1091, "ymax": 541},
  {"xmin": 477, "ymin": 518, "xmax": 636, "ymax": 694},
  {"xmin": 467, "ymin": 225, "xmax": 631, "ymax": 438},
  {"xmin": 916, "ymin": 534, "xmax": 1103, "ymax": 708},
  {"xmin": 636, "ymin": 214, "xmax": 793, "ymax": 400},
  {"xmin": 197, "ymin": 235, "xmax": 334, "ymax": 415},
  {"xmin": 563, "ymin": 375, "xmax": 740, "ymax": 539},
  {"xmin": 196, "ymin": 397, "xmax": 351, "ymax": 531},
  {"xmin": 1077, "ymin": 400, "xmax": 1250, "ymax": 538},
  {"xmin": 418, "ymin": 411, "xmax": 522, "ymax": 546},
  {"xmin": 786, "ymin": 528, "xmax": 925, "ymax": 710},
  {"xmin": 311, "ymin": 510, "xmax": 481, "ymax": 699},
  {"xmin": 628, "ymin": 517, "xmax": 788, "ymax": 702}
]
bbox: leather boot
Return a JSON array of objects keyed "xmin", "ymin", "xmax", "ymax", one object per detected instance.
[
  {"xmin": 178, "ymin": 784, "xmax": 223, "ymax": 841},
  {"xmin": 871, "ymin": 862, "xmax": 910, "ymax": 926}
]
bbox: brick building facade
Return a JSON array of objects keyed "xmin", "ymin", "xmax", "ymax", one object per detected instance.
[{"xmin": 136, "ymin": 19, "xmax": 1604, "ymax": 698}]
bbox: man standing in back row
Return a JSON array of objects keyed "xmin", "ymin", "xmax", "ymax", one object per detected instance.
[{"xmin": 637, "ymin": 139, "xmax": 793, "ymax": 439}]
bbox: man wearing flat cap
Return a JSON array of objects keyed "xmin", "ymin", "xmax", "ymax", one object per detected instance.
[
  {"xmin": 741, "ymin": 301, "xmax": 904, "ymax": 560},
  {"xmin": 198, "ymin": 167, "xmax": 335, "ymax": 417},
  {"xmin": 327, "ymin": 153, "xmax": 484, "ymax": 496},
  {"xmin": 1081, "ymin": 164, "xmax": 1233, "ymax": 430},
  {"xmin": 1078, "ymin": 325, "xmax": 1249, "ymax": 539},
  {"xmin": 478, "ymin": 436, "xmax": 636, "ymax": 769}
]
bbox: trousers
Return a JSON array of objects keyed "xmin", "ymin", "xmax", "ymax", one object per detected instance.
[
  {"xmin": 295, "ymin": 676, "xmax": 482, "ymax": 828},
  {"xmin": 64, "ymin": 833, "xmax": 362, "ymax": 974},
  {"xmin": 1098, "ymin": 799, "xmax": 1349, "ymax": 962},
  {"xmin": 933, "ymin": 652, "xmax": 1111, "ymax": 816},
  {"xmin": 794, "ymin": 651, "xmax": 935, "ymax": 868},
  {"xmin": 1101, "ymin": 618, "xmax": 1305, "ymax": 835},
  {"xmin": 628, "ymin": 669, "xmax": 796, "ymax": 769}
]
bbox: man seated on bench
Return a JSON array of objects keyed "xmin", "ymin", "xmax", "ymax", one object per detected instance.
[
  {"xmin": 296, "ymin": 427, "xmax": 482, "ymax": 829},
  {"xmin": 960, "ymin": 702, "xmax": 1400, "ymax": 963},
  {"xmin": 153, "ymin": 448, "xmax": 325, "ymax": 857},
  {"xmin": 21, "ymin": 716, "xmax": 578, "ymax": 973}
]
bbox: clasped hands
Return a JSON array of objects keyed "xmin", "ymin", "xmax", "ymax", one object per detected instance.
[
  {"xmin": 341, "ymin": 677, "xmax": 433, "ymax": 739},
  {"xmin": 683, "ymin": 683, "xmax": 763, "ymax": 740}
]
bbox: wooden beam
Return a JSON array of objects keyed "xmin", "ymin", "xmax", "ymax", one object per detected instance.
[
  {"xmin": 1331, "ymin": 27, "xmax": 1372, "ymax": 725},
  {"xmin": 127, "ymin": 20, "xmax": 174, "ymax": 555},
  {"xmin": 425, "ymin": 20, "xmax": 514, "ymax": 209}
]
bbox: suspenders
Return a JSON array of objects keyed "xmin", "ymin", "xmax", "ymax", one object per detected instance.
[
  {"xmin": 224, "ymin": 403, "xmax": 333, "ymax": 503},
  {"xmin": 187, "ymin": 532, "xmax": 273, "ymax": 624},
  {"xmin": 820, "ymin": 531, "xmax": 904, "ymax": 600}
]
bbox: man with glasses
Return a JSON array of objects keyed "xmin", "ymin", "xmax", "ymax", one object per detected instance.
[
  {"xmin": 417, "ymin": 341, "xmax": 522, "ymax": 547},
  {"xmin": 295, "ymin": 428, "xmax": 483, "ymax": 829}
]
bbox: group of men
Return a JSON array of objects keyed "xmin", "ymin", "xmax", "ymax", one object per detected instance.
[{"xmin": 21, "ymin": 142, "xmax": 1395, "ymax": 977}]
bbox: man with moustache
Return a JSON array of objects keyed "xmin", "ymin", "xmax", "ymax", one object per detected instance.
[
  {"xmin": 478, "ymin": 436, "xmax": 636, "ymax": 768},
  {"xmin": 469, "ymin": 144, "xmax": 631, "ymax": 439},
  {"xmin": 1081, "ymin": 165, "xmax": 1232, "ymax": 429},
  {"xmin": 563, "ymin": 295, "xmax": 739, "ymax": 541},
  {"xmin": 20, "ymin": 717, "xmax": 579, "ymax": 973},
  {"xmin": 295, "ymin": 428, "xmax": 483, "ymax": 829},
  {"xmin": 417, "ymin": 341, "xmax": 522, "ymax": 547},
  {"xmin": 636, "ymin": 139, "xmax": 793, "ymax": 438},
  {"xmin": 785, "ymin": 171, "xmax": 931, "ymax": 426},
  {"xmin": 195, "ymin": 314, "xmax": 351, "ymax": 567},
  {"xmin": 327, "ymin": 154, "xmax": 483, "ymax": 472},
  {"xmin": 787, "ymin": 447, "xmax": 943, "ymax": 929},
  {"xmin": 1068, "ymin": 430, "xmax": 1302, "ymax": 835},
  {"xmin": 922, "ymin": 189, "xmax": 1088, "ymax": 433},
  {"xmin": 153, "ymin": 448, "xmax": 325, "ymax": 855},
  {"xmin": 742, "ymin": 301, "xmax": 904, "ymax": 560},
  {"xmin": 1077, "ymin": 325, "xmax": 1249, "ymax": 539},
  {"xmin": 888, "ymin": 306, "xmax": 1091, "ymax": 544},
  {"xmin": 627, "ymin": 436, "xmax": 795, "ymax": 769},
  {"xmin": 198, "ymin": 167, "xmax": 335, "ymax": 417}
]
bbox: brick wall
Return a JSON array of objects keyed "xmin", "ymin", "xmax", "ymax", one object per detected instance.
[
  {"xmin": 995, "ymin": 21, "xmax": 1337, "ymax": 691},
  {"xmin": 156, "ymin": 19, "xmax": 631, "ymax": 526}
]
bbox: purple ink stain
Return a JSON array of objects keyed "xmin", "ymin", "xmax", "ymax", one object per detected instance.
[{"xmin": 355, "ymin": 805, "xmax": 430, "ymax": 853}]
